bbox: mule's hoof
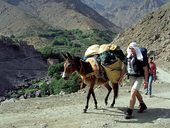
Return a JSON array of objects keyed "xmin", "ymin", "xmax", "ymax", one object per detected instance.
[
  {"xmin": 105, "ymin": 98, "xmax": 109, "ymax": 106},
  {"xmin": 110, "ymin": 105, "xmax": 114, "ymax": 108},
  {"xmin": 83, "ymin": 109, "xmax": 87, "ymax": 113}
]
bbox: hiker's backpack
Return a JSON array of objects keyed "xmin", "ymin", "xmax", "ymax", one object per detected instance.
[
  {"xmin": 139, "ymin": 47, "xmax": 148, "ymax": 64},
  {"xmin": 127, "ymin": 47, "xmax": 148, "ymax": 76},
  {"xmin": 140, "ymin": 47, "xmax": 150, "ymax": 73}
]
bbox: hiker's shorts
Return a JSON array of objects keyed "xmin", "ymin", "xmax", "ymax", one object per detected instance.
[{"xmin": 129, "ymin": 76, "xmax": 143, "ymax": 91}]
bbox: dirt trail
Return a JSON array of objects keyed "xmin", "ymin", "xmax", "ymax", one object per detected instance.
[
  {"xmin": 157, "ymin": 67, "xmax": 170, "ymax": 83},
  {"xmin": 0, "ymin": 68, "xmax": 170, "ymax": 128}
]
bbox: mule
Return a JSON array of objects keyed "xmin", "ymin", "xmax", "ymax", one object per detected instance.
[{"xmin": 61, "ymin": 53, "xmax": 119, "ymax": 113}]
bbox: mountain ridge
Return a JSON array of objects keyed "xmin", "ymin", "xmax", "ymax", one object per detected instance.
[
  {"xmin": 0, "ymin": 0, "xmax": 50, "ymax": 36},
  {"xmin": 81, "ymin": 0, "xmax": 170, "ymax": 28},
  {"xmin": 0, "ymin": 0, "xmax": 121, "ymax": 37}
]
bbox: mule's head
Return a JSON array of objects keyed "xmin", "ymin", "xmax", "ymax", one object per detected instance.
[{"xmin": 61, "ymin": 52, "xmax": 77, "ymax": 80}]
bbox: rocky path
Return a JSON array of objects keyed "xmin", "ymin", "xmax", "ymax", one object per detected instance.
[{"xmin": 0, "ymin": 68, "xmax": 170, "ymax": 128}]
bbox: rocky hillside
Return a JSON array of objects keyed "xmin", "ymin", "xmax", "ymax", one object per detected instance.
[
  {"xmin": 82, "ymin": 0, "xmax": 170, "ymax": 28},
  {"xmin": 0, "ymin": 36, "xmax": 48, "ymax": 96},
  {"xmin": 0, "ymin": 0, "xmax": 120, "ymax": 36},
  {"xmin": 112, "ymin": 3, "xmax": 170, "ymax": 72},
  {"xmin": 0, "ymin": 0, "xmax": 50, "ymax": 36}
]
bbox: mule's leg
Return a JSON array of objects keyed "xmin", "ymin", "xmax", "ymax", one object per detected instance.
[
  {"xmin": 83, "ymin": 88, "xmax": 92, "ymax": 113},
  {"xmin": 104, "ymin": 83, "xmax": 112, "ymax": 106},
  {"xmin": 110, "ymin": 83, "xmax": 119, "ymax": 108},
  {"xmin": 91, "ymin": 90, "xmax": 98, "ymax": 109}
]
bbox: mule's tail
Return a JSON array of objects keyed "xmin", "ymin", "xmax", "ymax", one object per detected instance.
[
  {"xmin": 80, "ymin": 82, "xmax": 87, "ymax": 89},
  {"xmin": 113, "ymin": 83, "xmax": 119, "ymax": 98}
]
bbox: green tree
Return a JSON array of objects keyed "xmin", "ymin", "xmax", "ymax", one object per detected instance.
[{"xmin": 49, "ymin": 74, "xmax": 80, "ymax": 94}]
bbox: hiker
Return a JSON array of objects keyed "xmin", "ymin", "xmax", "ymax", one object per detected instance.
[
  {"xmin": 145, "ymin": 57, "xmax": 157, "ymax": 97},
  {"xmin": 119, "ymin": 42, "xmax": 149, "ymax": 119}
]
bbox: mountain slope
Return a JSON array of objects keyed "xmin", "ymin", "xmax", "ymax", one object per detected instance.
[
  {"xmin": 0, "ymin": 36, "xmax": 48, "ymax": 96},
  {"xmin": 112, "ymin": 3, "xmax": 170, "ymax": 72},
  {"xmin": 0, "ymin": 0, "xmax": 121, "ymax": 37},
  {"xmin": 82, "ymin": 0, "xmax": 170, "ymax": 28},
  {"xmin": 0, "ymin": 0, "xmax": 50, "ymax": 36}
]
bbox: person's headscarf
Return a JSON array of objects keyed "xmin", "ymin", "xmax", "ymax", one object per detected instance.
[{"xmin": 127, "ymin": 42, "xmax": 143, "ymax": 61}]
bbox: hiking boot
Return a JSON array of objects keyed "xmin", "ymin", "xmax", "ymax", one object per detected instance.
[
  {"xmin": 125, "ymin": 108, "xmax": 133, "ymax": 119},
  {"xmin": 138, "ymin": 103, "xmax": 147, "ymax": 113}
]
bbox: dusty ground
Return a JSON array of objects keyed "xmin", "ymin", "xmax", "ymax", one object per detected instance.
[{"xmin": 0, "ymin": 68, "xmax": 170, "ymax": 128}]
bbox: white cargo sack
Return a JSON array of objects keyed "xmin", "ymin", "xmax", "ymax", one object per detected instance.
[{"xmin": 84, "ymin": 44, "xmax": 99, "ymax": 57}]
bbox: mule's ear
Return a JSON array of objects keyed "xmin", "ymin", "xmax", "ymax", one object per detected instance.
[
  {"xmin": 66, "ymin": 52, "xmax": 73, "ymax": 60},
  {"xmin": 60, "ymin": 52, "xmax": 67, "ymax": 60}
]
